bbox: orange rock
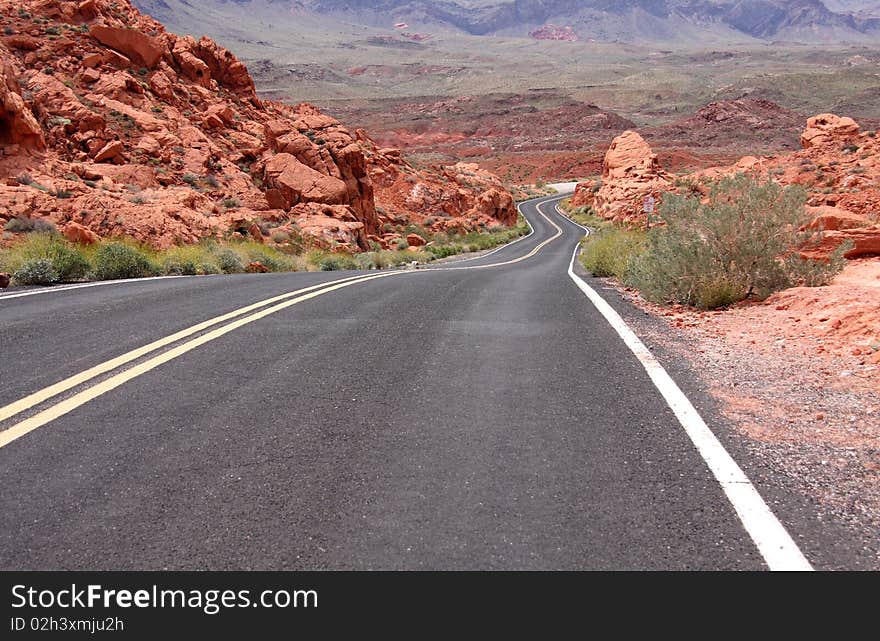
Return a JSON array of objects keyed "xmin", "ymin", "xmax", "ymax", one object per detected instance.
[
  {"xmin": 406, "ymin": 233, "xmax": 427, "ymax": 247},
  {"xmin": 148, "ymin": 70, "xmax": 173, "ymax": 100},
  {"xmin": 93, "ymin": 140, "xmax": 124, "ymax": 163},
  {"xmin": 246, "ymin": 261, "xmax": 270, "ymax": 273},
  {"xmin": 81, "ymin": 52, "xmax": 103, "ymax": 68},
  {"xmin": 81, "ymin": 68, "xmax": 101, "ymax": 84},
  {"xmin": 263, "ymin": 153, "xmax": 348, "ymax": 210},
  {"xmin": 0, "ymin": 0, "xmax": 513, "ymax": 253},
  {"xmin": 0, "ymin": 61, "xmax": 45, "ymax": 151},
  {"xmin": 592, "ymin": 131, "xmax": 672, "ymax": 224},
  {"xmin": 62, "ymin": 222, "xmax": 101, "ymax": 245},
  {"xmin": 801, "ymin": 113, "xmax": 860, "ymax": 149},
  {"xmin": 247, "ymin": 223, "xmax": 264, "ymax": 243},
  {"xmin": 89, "ymin": 25, "xmax": 165, "ymax": 69},
  {"xmin": 806, "ymin": 205, "xmax": 870, "ymax": 232},
  {"xmin": 803, "ymin": 227, "xmax": 880, "ymax": 260}
]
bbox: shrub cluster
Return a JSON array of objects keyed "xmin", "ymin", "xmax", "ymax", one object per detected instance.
[
  {"xmin": 579, "ymin": 174, "xmax": 848, "ymax": 309},
  {"xmin": 1, "ymin": 214, "xmax": 532, "ymax": 286}
]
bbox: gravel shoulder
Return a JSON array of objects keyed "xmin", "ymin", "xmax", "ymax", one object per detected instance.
[{"xmin": 579, "ymin": 264, "xmax": 880, "ymax": 568}]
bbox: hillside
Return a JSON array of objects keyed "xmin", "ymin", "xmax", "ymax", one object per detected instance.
[
  {"xmin": 0, "ymin": 0, "xmax": 515, "ymax": 251},
  {"xmin": 137, "ymin": 0, "xmax": 880, "ymax": 43}
]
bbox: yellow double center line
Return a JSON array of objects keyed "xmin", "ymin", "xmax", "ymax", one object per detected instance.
[
  {"xmin": 0, "ymin": 272, "xmax": 394, "ymax": 448},
  {"xmin": 0, "ymin": 201, "xmax": 565, "ymax": 449}
]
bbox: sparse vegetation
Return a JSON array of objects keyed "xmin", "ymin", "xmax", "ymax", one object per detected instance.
[
  {"xmin": 0, "ymin": 210, "xmax": 530, "ymax": 287},
  {"xmin": 624, "ymin": 174, "xmax": 848, "ymax": 309},
  {"xmin": 580, "ymin": 228, "xmax": 646, "ymax": 279},
  {"xmin": 13, "ymin": 259, "xmax": 59, "ymax": 286},
  {"xmin": 4, "ymin": 217, "xmax": 57, "ymax": 234},
  {"xmin": 90, "ymin": 243, "xmax": 157, "ymax": 280}
]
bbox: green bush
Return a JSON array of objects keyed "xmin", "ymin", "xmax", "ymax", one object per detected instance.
[
  {"xmin": 216, "ymin": 248, "xmax": 245, "ymax": 274},
  {"xmin": 580, "ymin": 228, "xmax": 646, "ymax": 279},
  {"xmin": 4, "ymin": 217, "xmax": 57, "ymax": 234},
  {"xmin": 13, "ymin": 258, "xmax": 59, "ymax": 285},
  {"xmin": 626, "ymin": 173, "xmax": 847, "ymax": 309},
  {"xmin": 0, "ymin": 234, "xmax": 89, "ymax": 283},
  {"xmin": 162, "ymin": 258, "xmax": 197, "ymax": 276},
  {"xmin": 243, "ymin": 246, "xmax": 292, "ymax": 272},
  {"xmin": 43, "ymin": 241, "xmax": 89, "ymax": 282},
  {"xmin": 90, "ymin": 243, "xmax": 156, "ymax": 280},
  {"xmin": 318, "ymin": 254, "xmax": 358, "ymax": 271}
]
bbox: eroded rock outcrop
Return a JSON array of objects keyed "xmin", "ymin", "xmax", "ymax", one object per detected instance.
[
  {"xmin": 801, "ymin": 113, "xmax": 860, "ymax": 149},
  {"xmin": 572, "ymin": 130, "xmax": 672, "ymax": 224},
  {"xmin": 0, "ymin": 0, "xmax": 515, "ymax": 252}
]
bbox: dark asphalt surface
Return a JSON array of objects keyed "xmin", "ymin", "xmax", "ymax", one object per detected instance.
[{"xmin": 0, "ymin": 196, "xmax": 854, "ymax": 569}]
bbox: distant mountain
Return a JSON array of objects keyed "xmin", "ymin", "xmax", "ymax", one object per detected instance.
[
  {"xmin": 280, "ymin": 0, "xmax": 880, "ymax": 41},
  {"xmin": 133, "ymin": 0, "xmax": 880, "ymax": 43}
]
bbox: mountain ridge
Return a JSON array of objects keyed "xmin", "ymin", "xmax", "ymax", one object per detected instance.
[{"xmin": 160, "ymin": 0, "xmax": 880, "ymax": 42}]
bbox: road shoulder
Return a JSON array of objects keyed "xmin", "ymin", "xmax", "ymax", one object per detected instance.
[{"xmin": 570, "ymin": 256, "xmax": 880, "ymax": 570}]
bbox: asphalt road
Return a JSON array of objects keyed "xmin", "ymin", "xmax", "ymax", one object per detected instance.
[{"xmin": 0, "ymin": 196, "xmax": 857, "ymax": 569}]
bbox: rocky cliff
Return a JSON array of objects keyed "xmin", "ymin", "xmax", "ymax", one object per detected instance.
[
  {"xmin": 572, "ymin": 112, "xmax": 880, "ymax": 260},
  {"xmin": 0, "ymin": 0, "xmax": 515, "ymax": 250}
]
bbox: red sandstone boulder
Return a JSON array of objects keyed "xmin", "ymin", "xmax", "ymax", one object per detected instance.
[
  {"xmin": 93, "ymin": 140, "xmax": 124, "ymax": 163},
  {"xmin": 0, "ymin": 273, "xmax": 10, "ymax": 288},
  {"xmin": 1, "ymin": 58, "xmax": 45, "ymax": 151},
  {"xmin": 593, "ymin": 131, "xmax": 672, "ymax": 224},
  {"xmin": 0, "ymin": 0, "xmax": 515, "ymax": 253},
  {"xmin": 263, "ymin": 153, "xmax": 348, "ymax": 210},
  {"xmin": 406, "ymin": 233, "xmax": 427, "ymax": 247},
  {"xmin": 247, "ymin": 261, "xmax": 270, "ymax": 273},
  {"xmin": 801, "ymin": 113, "xmax": 860, "ymax": 149},
  {"xmin": 62, "ymin": 222, "xmax": 101, "ymax": 245},
  {"xmin": 89, "ymin": 25, "xmax": 164, "ymax": 69}
]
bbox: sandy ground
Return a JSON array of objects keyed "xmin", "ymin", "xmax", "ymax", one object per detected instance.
[{"xmin": 614, "ymin": 258, "xmax": 880, "ymax": 560}]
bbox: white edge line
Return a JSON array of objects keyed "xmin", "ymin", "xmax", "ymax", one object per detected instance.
[
  {"xmin": 0, "ymin": 275, "xmax": 194, "ymax": 301},
  {"xmin": 427, "ymin": 196, "xmax": 540, "ymax": 267},
  {"xmin": 560, "ymin": 211, "xmax": 813, "ymax": 572}
]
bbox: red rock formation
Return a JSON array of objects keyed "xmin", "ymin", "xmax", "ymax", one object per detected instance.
[
  {"xmin": 62, "ymin": 221, "xmax": 100, "ymax": 244},
  {"xmin": 573, "ymin": 131, "xmax": 672, "ymax": 225},
  {"xmin": 0, "ymin": 52, "xmax": 45, "ymax": 151},
  {"xmin": 529, "ymin": 24, "xmax": 578, "ymax": 42},
  {"xmin": 0, "ymin": 0, "xmax": 514, "ymax": 252},
  {"xmin": 801, "ymin": 113, "xmax": 860, "ymax": 149}
]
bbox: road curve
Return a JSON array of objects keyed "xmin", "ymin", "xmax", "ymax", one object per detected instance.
[{"xmin": 0, "ymin": 196, "xmax": 861, "ymax": 569}]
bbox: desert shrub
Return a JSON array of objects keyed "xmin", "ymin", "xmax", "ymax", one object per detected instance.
[
  {"xmin": 222, "ymin": 198, "xmax": 240, "ymax": 209},
  {"xmin": 626, "ymin": 173, "xmax": 847, "ymax": 309},
  {"xmin": 216, "ymin": 248, "xmax": 245, "ymax": 274},
  {"xmin": 162, "ymin": 258, "xmax": 197, "ymax": 276},
  {"xmin": 580, "ymin": 228, "xmax": 646, "ymax": 279},
  {"xmin": 242, "ymin": 245, "xmax": 293, "ymax": 272},
  {"xmin": 160, "ymin": 244, "xmax": 216, "ymax": 276},
  {"xmin": 4, "ymin": 217, "xmax": 57, "ymax": 234},
  {"xmin": 426, "ymin": 244, "xmax": 463, "ymax": 259},
  {"xmin": 90, "ymin": 243, "xmax": 156, "ymax": 280},
  {"xmin": 13, "ymin": 258, "xmax": 59, "ymax": 286},
  {"xmin": 8, "ymin": 235, "xmax": 92, "ymax": 282},
  {"xmin": 197, "ymin": 262, "xmax": 220, "ymax": 275},
  {"xmin": 354, "ymin": 252, "xmax": 379, "ymax": 270},
  {"xmin": 318, "ymin": 254, "xmax": 358, "ymax": 271}
]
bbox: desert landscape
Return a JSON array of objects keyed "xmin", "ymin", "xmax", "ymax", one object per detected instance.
[{"xmin": 1, "ymin": 0, "xmax": 879, "ymax": 573}]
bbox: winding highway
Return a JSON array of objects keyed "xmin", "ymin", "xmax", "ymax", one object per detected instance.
[{"xmin": 0, "ymin": 196, "xmax": 864, "ymax": 570}]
